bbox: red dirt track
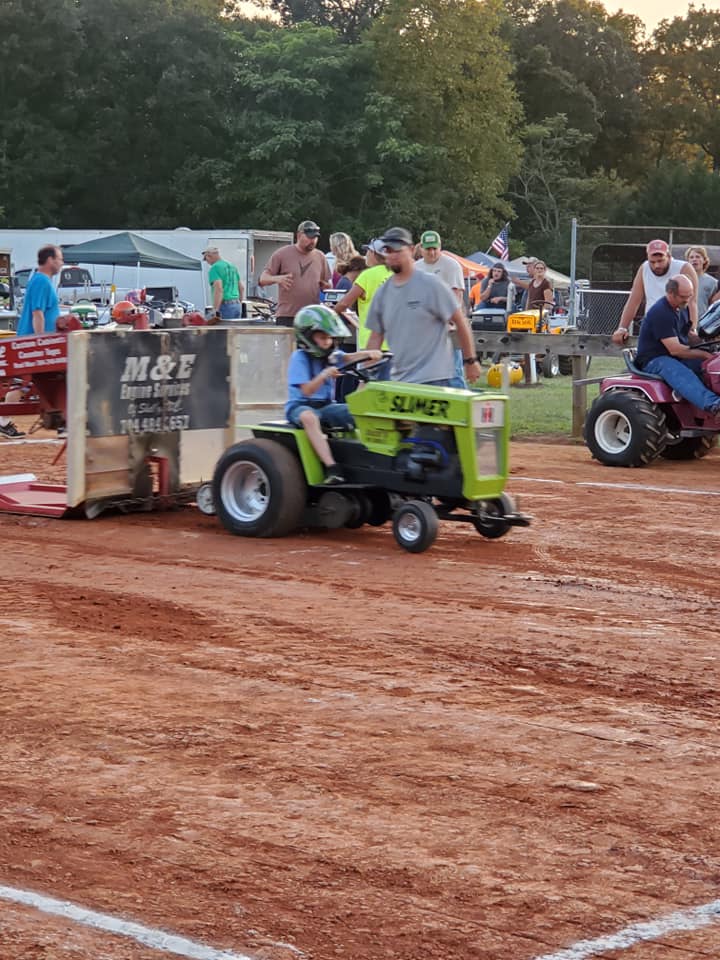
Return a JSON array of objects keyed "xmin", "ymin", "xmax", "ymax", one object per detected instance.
[{"xmin": 2, "ymin": 434, "xmax": 720, "ymax": 960}]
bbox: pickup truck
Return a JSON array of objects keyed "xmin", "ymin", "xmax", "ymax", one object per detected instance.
[{"xmin": 15, "ymin": 265, "xmax": 110, "ymax": 304}]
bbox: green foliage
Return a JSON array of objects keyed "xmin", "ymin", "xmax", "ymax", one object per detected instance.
[
  {"xmin": 620, "ymin": 160, "xmax": 720, "ymax": 227},
  {"xmin": 261, "ymin": 0, "xmax": 388, "ymax": 41},
  {"xmin": 0, "ymin": 0, "xmax": 233, "ymax": 227},
  {"xmin": 0, "ymin": 0, "xmax": 84, "ymax": 226},
  {"xmin": 645, "ymin": 7, "xmax": 720, "ymax": 171},
  {"xmin": 181, "ymin": 21, "xmax": 414, "ymax": 234},
  {"xmin": 370, "ymin": 0, "xmax": 522, "ymax": 250},
  {"xmin": 505, "ymin": 0, "xmax": 644, "ymax": 178},
  {"xmin": 508, "ymin": 115, "xmax": 631, "ymax": 268},
  {"xmin": 1, "ymin": 0, "xmax": 714, "ymax": 267}
]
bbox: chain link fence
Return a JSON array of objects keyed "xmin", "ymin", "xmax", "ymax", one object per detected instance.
[
  {"xmin": 574, "ymin": 285, "xmax": 629, "ymax": 334},
  {"xmin": 568, "ymin": 222, "xmax": 720, "ymax": 331}
]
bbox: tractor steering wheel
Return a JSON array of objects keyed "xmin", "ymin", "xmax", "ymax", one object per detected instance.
[
  {"xmin": 340, "ymin": 352, "xmax": 393, "ymax": 382},
  {"xmin": 695, "ymin": 339, "xmax": 720, "ymax": 353}
]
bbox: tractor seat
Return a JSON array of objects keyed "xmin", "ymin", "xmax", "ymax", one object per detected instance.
[
  {"xmin": 622, "ymin": 348, "xmax": 665, "ymax": 381},
  {"xmin": 255, "ymin": 419, "xmax": 353, "ymax": 438}
]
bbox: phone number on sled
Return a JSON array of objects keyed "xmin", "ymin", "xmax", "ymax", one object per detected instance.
[{"xmin": 119, "ymin": 415, "xmax": 191, "ymax": 434}]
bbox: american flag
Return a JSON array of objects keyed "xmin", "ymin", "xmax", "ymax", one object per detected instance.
[{"xmin": 489, "ymin": 224, "xmax": 510, "ymax": 260}]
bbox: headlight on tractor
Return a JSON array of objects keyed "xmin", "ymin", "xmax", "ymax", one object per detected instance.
[{"xmin": 472, "ymin": 399, "xmax": 505, "ymax": 478}]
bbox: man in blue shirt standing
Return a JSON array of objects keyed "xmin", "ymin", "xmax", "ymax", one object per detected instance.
[
  {"xmin": 636, "ymin": 273, "xmax": 720, "ymax": 416},
  {"xmin": 17, "ymin": 245, "xmax": 63, "ymax": 336},
  {"xmin": 0, "ymin": 245, "xmax": 64, "ymax": 438}
]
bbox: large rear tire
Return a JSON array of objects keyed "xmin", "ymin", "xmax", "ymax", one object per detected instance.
[
  {"xmin": 661, "ymin": 436, "xmax": 718, "ymax": 460},
  {"xmin": 584, "ymin": 390, "xmax": 667, "ymax": 467},
  {"xmin": 213, "ymin": 439, "xmax": 307, "ymax": 537}
]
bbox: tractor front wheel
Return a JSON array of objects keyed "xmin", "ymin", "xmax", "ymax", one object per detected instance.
[
  {"xmin": 392, "ymin": 500, "xmax": 438, "ymax": 553},
  {"xmin": 559, "ymin": 355, "xmax": 591, "ymax": 376},
  {"xmin": 213, "ymin": 439, "xmax": 307, "ymax": 537},
  {"xmin": 473, "ymin": 493, "xmax": 513, "ymax": 539},
  {"xmin": 541, "ymin": 353, "xmax": 560, "ymax": 378},
  {"xmin": 584, "ymin": 390, "xmax": 667, "ymax": 467}
]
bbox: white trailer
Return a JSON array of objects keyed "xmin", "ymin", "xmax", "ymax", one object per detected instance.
[{"xmin": 0, "ymin": 227, "xmax": 293, "ymax": 310}]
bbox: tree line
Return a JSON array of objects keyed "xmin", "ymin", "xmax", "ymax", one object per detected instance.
[{"xmin": 2, "ymin": 0, "xmax": 719, "ymax": 268}]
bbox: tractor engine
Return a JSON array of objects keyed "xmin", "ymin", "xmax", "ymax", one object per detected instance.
[{"xmin": 395, "ymin": 425, "xmax": 455, "ymax": 482}]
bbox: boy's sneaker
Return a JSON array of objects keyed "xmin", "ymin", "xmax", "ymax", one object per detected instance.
[
  {"xmin": 0, "ymin": 421, "xmax": 25, "ymax": 439},
  {"xmin": 56, "ymin": 426, "xmax": 67, "ymax": 439},
  {"xmin": 322, "ymin": 464, "xmax": 346, "ymax": 485}
]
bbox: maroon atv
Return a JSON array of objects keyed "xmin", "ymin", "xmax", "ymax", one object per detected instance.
[{"xmin": 584, "ymin": 303, "xmax": 720, "ymax": 467}]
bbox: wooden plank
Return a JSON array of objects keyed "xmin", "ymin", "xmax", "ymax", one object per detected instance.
[{"xmin": 473, "ymin": 330, "xmax": 636, "ymax": 358}]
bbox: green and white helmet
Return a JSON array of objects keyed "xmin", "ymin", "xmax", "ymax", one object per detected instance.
[{"xmin": 294, "ymin": 304, "xmax": 351, "ymax": 357}]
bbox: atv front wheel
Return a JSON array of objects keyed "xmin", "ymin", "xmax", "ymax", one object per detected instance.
[
  {"xmin": 661, "ymin": 436, "xmax": 718, "ymax": 460},
  {"xmin": 213, "ymin": 439, "xmax": 307, "ymax": 537},
  {"xmin": 584, "ymin": 390, "xmax": 667, "ymax": 466},
  {"xmin": 392, "ymin": 500, "xmax": 438, "ymax": 553}
]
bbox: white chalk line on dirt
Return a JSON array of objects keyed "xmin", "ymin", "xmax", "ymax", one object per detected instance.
[
  {"xmin": 532, "ymin": 898, "xmax": 720, "ymax": 960},
  {"xmin": 0, "ymin": 884, "xmax": 252, "ymax": 960},
  {"xmin": 514, "ymin": 476, "xmax": 720, "ymax": 497}
]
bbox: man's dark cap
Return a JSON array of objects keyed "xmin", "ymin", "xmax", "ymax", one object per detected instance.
[
  {"xmin": 297, "ymin": 220, "xmax": 321, "ymax": 237},
  {"xmin": 378, "ymin": 226, "xmax": 414, "ymax": 250}
]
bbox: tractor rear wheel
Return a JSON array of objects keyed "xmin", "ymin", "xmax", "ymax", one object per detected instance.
[
  {"xmin": 661, "ymin": 436, "xmax": 718, "ymax": 460},
  {"xmin": 584, "ymin": 390, "xmax": 667, "ymax": 467},
  {"xmin": 213, "ymin": 439, "xmax": 307, "ymax": 537}
]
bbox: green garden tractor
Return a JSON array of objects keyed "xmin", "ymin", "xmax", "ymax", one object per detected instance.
[{"xmin": 208, "ymin": 363, "xmax": 530, "ymax": 553}]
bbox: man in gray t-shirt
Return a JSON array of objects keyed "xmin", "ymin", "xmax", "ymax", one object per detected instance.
[{"xmin": 366, "ymin": 227, "xmax": 481, "ymax": 387}]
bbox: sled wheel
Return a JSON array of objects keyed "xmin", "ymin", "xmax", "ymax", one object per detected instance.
[
  {"xmin": 392, "ymin": 500, "xmax": 438, "ymax": 553},
  {"xmin": 584, "ymin": 389, "xmax": 667, "ymax": 467},
  {"xmin": 196, "ymin": 482, "xmax": 216, "ymax": 516},
  {"xmin": 213, "ymin": 439, "xmax": 306, "ymax": 537},
  {"xmin": 473, "ymin": 493, "xmax": 512, "ymax": 539},
  {"xmin": 661, "ymin": 435, "xmax": 718, "ymax": 460}
]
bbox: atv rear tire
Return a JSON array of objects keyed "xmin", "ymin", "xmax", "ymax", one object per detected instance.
[
  {"xmin": 392, "ymin": 500, "xmax": 438, "ymax": 553},
  {"xmin": 661, "ymin": 435, "xmax": 718, "ymax": 460},
  {"xmin": 213, "ymin": 439, "xmax": 307, "ymax": 537},
  {"xmin": 584, "ymin": 389, "xmax": 667, "ymax": 467}
]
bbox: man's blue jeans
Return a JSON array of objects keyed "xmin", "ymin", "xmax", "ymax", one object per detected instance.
[
  {"xmin": 219, "ymin": 301, "xmax": 242, "ymax": 320},
  {"xmin": 643, "ymin": 355, "xmax": 720, "ymax": 412}
]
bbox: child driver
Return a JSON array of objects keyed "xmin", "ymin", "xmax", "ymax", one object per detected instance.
[{"xmin": 285, "ymin": 304, "xmax": 382, "ymax": 484}]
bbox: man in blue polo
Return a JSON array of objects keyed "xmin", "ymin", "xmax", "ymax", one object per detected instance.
[
  {"xmin": 16, "ymin": 244, "xmax": 63, "ymax": 336},
  {"xmin": 636, "ymin": 273, "xmax": 720, "ymax": 416}
]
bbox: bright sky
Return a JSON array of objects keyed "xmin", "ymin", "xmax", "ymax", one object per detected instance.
[{"xmin": 603, "ymin": 0, "xmax": 720, "ymax": 33}]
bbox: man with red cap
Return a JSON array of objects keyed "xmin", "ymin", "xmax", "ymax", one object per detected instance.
[{"xmin": 612, "ymin": 239, "xmax": 697, "ymax": 345}]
